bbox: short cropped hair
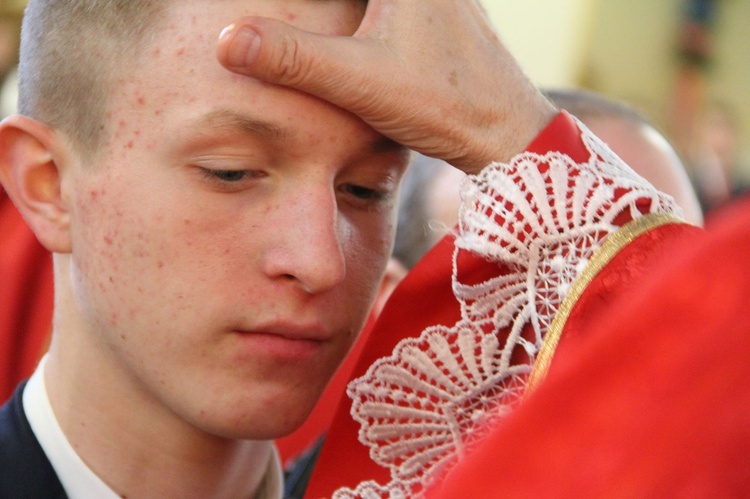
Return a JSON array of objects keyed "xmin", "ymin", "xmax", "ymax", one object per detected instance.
[
  {"xmin": 543, "ymin": 88, "xmax": 649, "ymax": 127},
  {"xmin": 18, "ymin": 0, "xmax": 167, "ymax": 156}
]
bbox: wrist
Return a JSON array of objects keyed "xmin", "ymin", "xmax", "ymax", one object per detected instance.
[{"xmin": 459, "ymin": 87, "xmax": 558, "ymax": 174}]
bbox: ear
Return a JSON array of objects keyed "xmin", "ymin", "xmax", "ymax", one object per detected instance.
[{"xmin": 0, "ymin": 115, "xmax": 72, "ymax": 253}]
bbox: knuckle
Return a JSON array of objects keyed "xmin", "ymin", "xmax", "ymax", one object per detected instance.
[{"xmin": 270, "ymin": 34, "xmax": 311, "ymax": 86}]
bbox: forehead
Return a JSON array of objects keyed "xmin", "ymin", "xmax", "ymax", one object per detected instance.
[
  {"xmin": 151, "ymin": 0, "xmax": 364, "ymax": 71},
  {"xmin": 120, "ymin": 0, "xmax": 363, "ymax": 88},
  {"xmin": 103, "ymin": 0, "xmax": 368, "ymax": 144},
  {"xmin": 161, "ymin": 0, "xmax": 365, "ymax": 43}
]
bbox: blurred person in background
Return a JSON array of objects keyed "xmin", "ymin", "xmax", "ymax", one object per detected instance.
[
  {"xmin": 669, "ymin": 0, "xmax": 719, "ymax": 164},
  {"xmin": 692, "ymin": 102, "xmax": 749, "ymax": 213},
  {"xmin": 666, "ymin": 0, "xmax": 749, "ymax": 216},
  {"xmin": 0, "ymin": 13, "xmax": 20, "ymax": 118},
  {"xmin": 546, "ymin": 88, "xmax": 704, "ymax": 225}
]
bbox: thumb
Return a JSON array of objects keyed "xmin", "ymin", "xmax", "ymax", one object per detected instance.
[{"xmin": 217, "ymin": 17, "xmax": 382, "ymax": 112}]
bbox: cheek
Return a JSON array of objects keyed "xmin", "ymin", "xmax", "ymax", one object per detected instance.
[
  {"xmin": 74, "ymin": 187, "xmax": 123, "ymax": 271},
  {"xmin": 70, "ymin": 181, "xmax": 178, "ymax": 327},
  {"xmin": 343, "ymin": 213, "xmax": 397, "ymax": 298}
]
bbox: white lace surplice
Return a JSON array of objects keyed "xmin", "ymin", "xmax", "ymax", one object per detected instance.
[{"xmin": 334, "ymin": 122, "xmax": 681, "ymax": 498}]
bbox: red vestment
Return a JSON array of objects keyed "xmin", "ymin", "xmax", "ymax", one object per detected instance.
[
  {"xmin": 429, "ymin": 196, "xmax": 750, "ymax": 497},
  {"xmin": 304, "ymin": 112, "xmax": 703, "ymax": 498},
  {"xmin": 0, "ymin": 188, "xmax": 53, "ymax": 403}
]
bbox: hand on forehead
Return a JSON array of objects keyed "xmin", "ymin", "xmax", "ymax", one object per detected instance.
[{"xmin": 216, "ymin": 0, "xmax": 558, "ymax": 170}]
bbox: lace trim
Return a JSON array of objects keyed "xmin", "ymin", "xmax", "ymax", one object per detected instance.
[{"xmin": 333, "ymin": 121, "xmax": 682, "ymax": 498}]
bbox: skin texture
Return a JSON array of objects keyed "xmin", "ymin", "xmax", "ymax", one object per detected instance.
[{"xmin": 0, "ymin": 1, "xmax": 409, "ymax": 497}]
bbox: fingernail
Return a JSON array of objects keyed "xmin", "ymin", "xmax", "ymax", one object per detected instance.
[{"xmin": 220, "ymin": 24, "xmax": 261, "ymax": 67}]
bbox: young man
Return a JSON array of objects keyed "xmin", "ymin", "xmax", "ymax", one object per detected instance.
[
  {"xmin": 0, "ymin": 1, "xmax": 699, "ymax": 499},
  {"xmin": 0, "ymin": 0, "xmax": 411, "ymax": 497}
]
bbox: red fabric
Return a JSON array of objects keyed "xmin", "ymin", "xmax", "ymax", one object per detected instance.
[
  {"xmin": 304, "ymin": 112, "xmax": 615, "ymax": 498},
  {"xmin": 429, "ymin": 198, "xmax": 750, "ymax": 498},
  {"xmin": 559, "ymin": 221, "xmax": 704, "ymax": 351},
  {"xmin": 0, "ymin": 188, "xmax": 54, "ymax": 403}
]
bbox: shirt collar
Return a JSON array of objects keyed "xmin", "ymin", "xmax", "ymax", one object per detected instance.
[{"xmin": 23, "ymin": 356, "xmax": 121, "ymax": 499}]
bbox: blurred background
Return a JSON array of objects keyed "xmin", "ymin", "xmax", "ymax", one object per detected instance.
[
  {"xmin": 0, "ymin": 0, "xmax": 747, "ymax": 212},
  {"xmin": 485, "ymin": 0, "xmax": 749, "ymax": 213}
]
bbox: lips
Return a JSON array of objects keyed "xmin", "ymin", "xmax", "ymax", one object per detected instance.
[
  {"xmin": 239, "ymin": 322, "xmax": 334, "ymax": 342},
  {"xmin": 231, "ymin": 322, "xmax": 334, "ymax": 360}
]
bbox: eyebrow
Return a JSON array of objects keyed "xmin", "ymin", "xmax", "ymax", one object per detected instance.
[
  {"xmin": 189, "ymin": 109, "xmax": 290, "ymax": 141},
  {"xmin": 190, "ymin": 108, "xmax": 404, "ymax": 154},
  {"xmin": 369, "ymin": 135, "xmax": 404, "ymax": 154}
]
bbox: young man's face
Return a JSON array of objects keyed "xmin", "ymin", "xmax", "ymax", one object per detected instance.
[{"xmin": 64, "ymin": 0, "xmax": 407, "ymax": 439}]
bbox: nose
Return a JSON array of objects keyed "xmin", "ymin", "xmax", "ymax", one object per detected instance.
[{"xmin": 261, "ymin": 183, "xmax": 347, "ymax": 294}]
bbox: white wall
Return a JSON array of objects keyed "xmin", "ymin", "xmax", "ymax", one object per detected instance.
[
  {"xmin": 480, "ymin": 0, "xmax": 599, "ymax": 87},
  {"xmin": 481, "ymin": 0, "xmax": 750, "ymax": 180}
]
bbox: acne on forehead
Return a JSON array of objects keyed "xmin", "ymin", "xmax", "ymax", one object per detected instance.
[
  {"xmin": 264, "ymin": 0, "xmax": 366, "ymax": 35},
  {"xmin": 157, "ymin": 1, "xmax": 365, "ymax": 60},
  {"xmin": 105, "ymin": 0, "xmax": 371, "ymax": 145}
]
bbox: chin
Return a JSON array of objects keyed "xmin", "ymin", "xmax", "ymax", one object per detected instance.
[
  {"xmin": 217, "ymin": 414, "xmax": 311, "ymax": 441},
  {"xmin": 196, "ymin": 394, "xmax": 321, "ymax": 441},
  {"xmin": 196, "ymin": 417, "xmax": 296, "ymax": 441}
]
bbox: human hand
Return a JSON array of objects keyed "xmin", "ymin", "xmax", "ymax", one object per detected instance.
[{"xmin": 216, "ymin": 0, "xmax": 557, "ymax": 173}]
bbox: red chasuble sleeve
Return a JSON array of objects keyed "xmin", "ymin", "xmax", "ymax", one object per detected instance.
[
  {"xmin": 305, "ymin": 112, "xmax": 691, "ymax": 498},
  {"xmin": 428, "ymin": 197, "xmax": 750, "ymax": 498}
]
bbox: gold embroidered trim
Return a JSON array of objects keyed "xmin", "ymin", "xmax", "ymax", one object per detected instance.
[{"xmin": 525, "ymin": 213, "xmax": 687, "ymax": 395}]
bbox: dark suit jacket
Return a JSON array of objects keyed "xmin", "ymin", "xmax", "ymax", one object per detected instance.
[
  {"xmin": 0, "ymin": 380, "xmax": 66, "ymax": 498},
  {"xmin": 0, "ymin": 380, "xmax": 316, "ymax": 498}
]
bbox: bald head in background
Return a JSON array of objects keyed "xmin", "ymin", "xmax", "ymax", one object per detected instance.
[
  {"xmin": 545, "ymin": 89, "xmax": 703, "ymax": 226},
  {"xmin": 394, "ymin": 89, "xmax": 703, "ymax": 268}
]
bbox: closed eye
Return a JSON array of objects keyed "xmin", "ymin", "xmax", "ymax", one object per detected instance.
[
  {"xmin": 340, "ymin": 184, "xmax": 385, "ymax": 201},
  {"xmin": 203, "ymin": 169, "xmax": 249, "ymax": 182},
  {"xmin": 196, "ymin": 167, "xmax": 267, "ymax": 192}
]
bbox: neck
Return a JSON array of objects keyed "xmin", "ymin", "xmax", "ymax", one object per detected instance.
[{"xmin": 44, "ymin": 346, "xmax": 275, "ymax": 498}]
